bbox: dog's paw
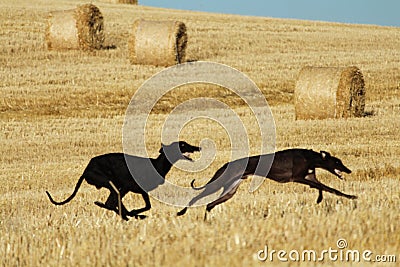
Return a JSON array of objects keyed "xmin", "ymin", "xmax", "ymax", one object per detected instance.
[
  {"xmin": 177, "ymin": 207, "xmax": 187, "ymax": 216},
  {"xmin": 94, "ymin": 201, "xmax": 105, "ymax": 207},
  {"xmin": 130, "ymin": 214, "xmax": 147, "ymax": 220}
]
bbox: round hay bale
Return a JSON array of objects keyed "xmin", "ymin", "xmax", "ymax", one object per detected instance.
[
  {"xmin": 46, "ymin": 4, "xmax": 105, "ymax": 51},
  {"xmin": 128, "ymin": 20, "xmax": 188, "ymax": 66},
  {"xmin": 294, "ymin": 66, "xmax": 366, "ymax": 120}
]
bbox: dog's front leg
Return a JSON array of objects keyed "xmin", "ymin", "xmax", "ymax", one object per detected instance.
[
  {"xmin": 128, "ymin": 193, "xmax": 150, "ymax": 219},
  {"xmin": 95, "ymin": 192, "xmax": 130, "ymax": 221},
  {"xmin": 316, "ymin": 190, "xmax": 323, "ymax": 203}
]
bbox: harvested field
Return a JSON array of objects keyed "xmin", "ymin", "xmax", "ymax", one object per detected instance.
[{"xmin": 1, "ymin": 0, "xmax": 399, "ymax": 266}]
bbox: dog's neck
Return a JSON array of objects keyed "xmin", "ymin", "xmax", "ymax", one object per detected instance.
[
  {"xmin": 304, "ymin": 150, "xmax": 327, "ymax": 169},
  {"xmin": 153, "ymin": 151, "xmax": 179, "ymax": 177}
]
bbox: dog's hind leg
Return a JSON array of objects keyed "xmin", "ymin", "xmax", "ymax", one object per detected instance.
[
  {"xmin": 204, "ymin": 179, "xmax": 243, "ymax": 220},
  {"xmin": 177, "ymin": 180, "xmax": 225, "ymax": 217}
]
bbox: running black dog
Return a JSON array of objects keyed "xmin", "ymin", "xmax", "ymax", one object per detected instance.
[
  {"xmin": 46, "ymin": 141, "xmax": 200, "ymax": 220},
  {"xmin": 177, "ymin": 149, "xmax": 357, "ymax": 218}
]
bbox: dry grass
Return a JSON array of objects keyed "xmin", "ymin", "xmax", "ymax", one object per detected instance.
[{"xmin": 1, "ymin": 0, "xmax": 399, "ymax": 266}]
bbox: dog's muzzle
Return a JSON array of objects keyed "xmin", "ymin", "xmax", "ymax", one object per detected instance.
[
  {"xmin": 334, "ymin": 169, "xmax": 343, "ymax": 179},
  {"xmin": 183, "ymin": 152, "xmax": 193, "ymax": 161}
]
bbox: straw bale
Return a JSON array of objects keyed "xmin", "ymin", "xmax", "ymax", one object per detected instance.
[
  {"xmin": 46, "ymin": 4, "xmax": 105, "ymax": 50},
  {"xmin": 128, "ymin": 20, "xmax": 188, "ymax": 66},
  {"xmin": 294, "ymin": 66, "xmax": 365, "ymax": 120}
]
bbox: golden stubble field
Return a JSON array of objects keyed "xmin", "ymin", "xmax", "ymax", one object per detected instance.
[{"xmin": 1, "ymin": 0, "xmax": 399, "ymax": 266}]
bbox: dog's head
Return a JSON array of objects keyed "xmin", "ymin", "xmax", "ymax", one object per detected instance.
[
  {"xmin": 320, "ymin": 151, "xmax": 351, "ymax": 179},
  {"xmin": 159, "ymin": 141, "xmax": 201, "ymax": 162}
]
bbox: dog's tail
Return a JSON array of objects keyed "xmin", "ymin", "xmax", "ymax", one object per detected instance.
[
  {"xmin": 190, "ymin": 179, "xmax": 207, "ymax": 190},
  {"xmin": 46, "ymin": 176, "xmax": 85, "ymax": 205},
  {"xmin": 177, "ymin": 180, "xmax": 205, "ymax": 216}
]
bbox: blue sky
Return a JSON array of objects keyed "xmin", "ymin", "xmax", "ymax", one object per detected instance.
[{"xmin": 140, "ymin": 0, "xmax": 400, "ymax": 27}]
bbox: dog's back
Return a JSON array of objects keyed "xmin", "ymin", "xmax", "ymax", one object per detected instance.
[
  {"xmin": 263, "ymin": 149, "xmax": 318, "ymax": 183},
  {"xmin": 83, "ymin": 153, "xmax": 151, "ymax": 193}
]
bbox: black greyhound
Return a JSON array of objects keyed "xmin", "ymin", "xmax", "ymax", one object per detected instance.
[
  {"xmin": 177, "ymin": 149, "xmax": 357, "ymax": 218},
  {"xmin": 46, "ymin": 141, "xmax": 200, "ymax": 220}
]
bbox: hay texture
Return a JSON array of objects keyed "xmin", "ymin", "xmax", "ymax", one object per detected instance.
[
  {"xmin": 294, "ymin": 66, "xmax": 365, "ymax": 120},
  {"xmin": 129, "ymin": 20, "xmax": 188, "ymax": 66},
  {"xmin": 46, "ymin": 4, "xmax": 104, "ymax": 50}
]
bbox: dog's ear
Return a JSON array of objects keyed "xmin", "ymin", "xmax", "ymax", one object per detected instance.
[
  {"xmin": 159, "ymin": 143, "xmax": 165, "ymax": 153},
  {"xmin": 320, "ymin": 151, "xmax": 331, "ymax": 160}
]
